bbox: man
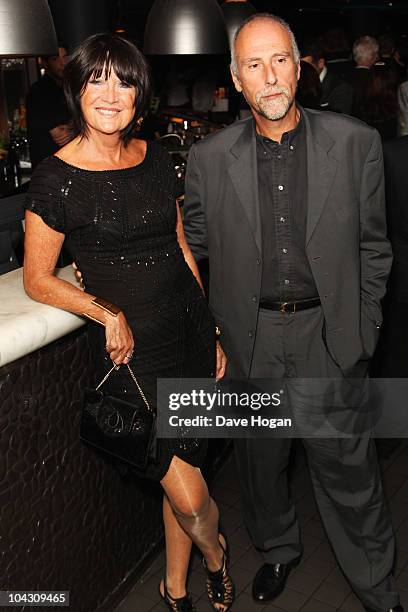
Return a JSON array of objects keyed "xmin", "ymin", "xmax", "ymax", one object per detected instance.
[
  {"xmin": 26, "ymin": 45, "xmax": 72, "ymax": 169},
  {"xmin": 183, "ymin": 13, "xmax": 402, "ymax": 612},
  {"xmin": 350, "ymin": 35, "xmax": 379, "ymax": 118},
  {"xmin": 301, "ymin": 38, "xmax": 353, "ymax": 114}
]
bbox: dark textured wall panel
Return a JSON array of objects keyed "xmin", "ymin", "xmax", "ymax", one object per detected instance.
[{"xmin": 0, "ymin": 328, "xmax": 163, "ymax": 612}]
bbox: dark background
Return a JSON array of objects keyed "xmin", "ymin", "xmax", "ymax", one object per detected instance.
[
  {"xmin": 118, "ymin": 0, "xmax": 408, "ymax": 46},
  {"xmin": 46, "ymin": 0, "xmax": 408, "ymax": 108}
]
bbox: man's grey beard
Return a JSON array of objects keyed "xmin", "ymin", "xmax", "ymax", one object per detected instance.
[{"xmin": 254, "ymin": 86, "xmax": 294, "ymax": 120}]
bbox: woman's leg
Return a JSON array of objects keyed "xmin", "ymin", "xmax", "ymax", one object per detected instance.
[
  {"xmin": 160, "ymin": 456, "xmax": 223, "ymax": 572},
  {"xmin": 160, "ymin": 456, "xmax": 234, "ymax": 611},
  {"xmin": 161, "ymin": 493, "xmax": 192, "ymax": 598}
]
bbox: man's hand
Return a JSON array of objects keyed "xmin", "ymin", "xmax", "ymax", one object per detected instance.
[
  {"xmin": 50, "ymin": 124, "xmax": 72, "ymax": 147},
  {"xmin": 72, "ymin": 262, "xmax": 84, "ymax": 288},
  {"xmin": 216, "ymin": 340, "xmax": 227, "ymax": 381}
]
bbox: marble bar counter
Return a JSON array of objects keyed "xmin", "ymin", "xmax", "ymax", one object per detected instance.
[
  {"xmin": 0, "ymin": 265, "xmax": 84, "ymax": 367},
  {"xmin": 0, "ymin": 265, "xmax": 165, "ymax": 611},
  {"xmin": 0, "ymin": 266, "xmax": 229, "ymax": 611}
]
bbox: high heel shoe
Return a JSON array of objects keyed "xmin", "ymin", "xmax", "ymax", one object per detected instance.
[
  {"xmin": 203, "ymin": 534, "xmax": 235, "ymax": 611},
  {"xmin": 158, "ymin": 579, "xmax": 196, "ymax": 612}
]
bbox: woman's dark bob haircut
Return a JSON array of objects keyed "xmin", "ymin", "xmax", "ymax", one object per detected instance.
[{"xmin": 63, "ymin": 33, "xmax": 151, "ymax": 145}]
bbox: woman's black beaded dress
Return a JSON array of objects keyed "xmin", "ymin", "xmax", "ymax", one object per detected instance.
[{"xmin": 25, "ymin": 142, "xmax": 215, "ymax": 481}]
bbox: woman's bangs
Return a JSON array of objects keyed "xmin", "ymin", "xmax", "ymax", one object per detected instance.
[{"xmin": 87, "ymin": 44, "xmax": 136, "ymax": 86}]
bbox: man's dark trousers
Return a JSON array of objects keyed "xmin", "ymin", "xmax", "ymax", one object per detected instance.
[{"xmin": 234, "ymin": 304, "xmax": 398, "ymax": 611}]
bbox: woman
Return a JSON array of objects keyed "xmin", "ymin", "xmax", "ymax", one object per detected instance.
[
  {"xmin": 23, "ymin": 34, "xmax": 234, "ymax": 612},
  {"xmin": 296, "ymin": 60, "xmax": 323, "ymax": 110},
  {"xmin": 357, "ymin": 63, "xmax": 399, "ymax": 141}
]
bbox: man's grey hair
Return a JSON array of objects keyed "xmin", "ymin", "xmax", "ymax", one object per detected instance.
[
  {"xmin": 230, "ymin": 13, "xmax": 300, "ymax": 76},
  {"xmin": 352, "ymin": 36, "xmax": 379, "ymax": 65}
]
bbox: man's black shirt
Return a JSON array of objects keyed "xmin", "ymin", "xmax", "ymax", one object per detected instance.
[{"xmin": 255, "ymin": 110, "xmax": 318, "ymax": 301}]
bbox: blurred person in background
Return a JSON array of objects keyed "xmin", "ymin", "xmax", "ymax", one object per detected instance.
[
  {"xmin": 322, "ymin": 27, "xmax": 354, "ymax": 80},
  {"xmin": 378, "ymin": 33, "xmax": 406, "ymax": 83},
  {"xmin": 396, "ymin": 39, "xmax": 408, "ymax": 135},
  {"xmin": 295, "ymin": 60, "xmax": 322, "ymax": 109},
  {"xmin": 395, "ymin": 37, "xmax": 408, "ymax": 81},
  {"xmin": 26, "ymin": 45, "xmax": 72, "ymax": 169},
  {"xmin": 350, "ymin": 35, "xmax": 379, "ymax": 116},
  {"xmin": 358, "ymin": 63, "xmax": 399, "ymax": 141},
  {"xmin": 301, "ymin": 38, "xmax": 353, "ymax": 113},
  {"xmin": 398, "ymin": 81, "xmax": 408, "ymax": 135}
]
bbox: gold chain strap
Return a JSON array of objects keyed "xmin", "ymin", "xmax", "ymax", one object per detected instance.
[
  {"xmin": 95, "ymin": 363, "xmax": 119, "ymax": 390},
  {"xmin": 125, "ymin": 364, "xmax": 151, "ymax": 411},
  {"xmin": 95, "ymin": 363, "xmax": 152, "ymax": 412}
]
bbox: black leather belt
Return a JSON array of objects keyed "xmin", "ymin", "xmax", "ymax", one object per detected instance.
[{"xmin": 259, "ymin": 297, "xmax": 321, "ymax": 313}]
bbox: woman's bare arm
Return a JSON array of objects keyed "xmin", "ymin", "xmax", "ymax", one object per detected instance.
[{"xmin": 24, "ymin": 211, "xmax": 134, "ymax": 364}]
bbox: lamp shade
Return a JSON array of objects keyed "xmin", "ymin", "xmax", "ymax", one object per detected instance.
[
  {"xmin": 48, "ymin": 0, "xmax": 116, "ymax": 53},
  {"xmin": 144, "ymin": 0, "xmax": 228, "ymax": 55},
  {"xmin": 0, "ymin": 0, "xmax": 58, "ymax": 57},
  {"xmin": 221, "ymin": 1, "xmax": 257, "ymax": 51}
]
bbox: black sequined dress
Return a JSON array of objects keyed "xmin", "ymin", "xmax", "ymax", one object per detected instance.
[{"xmin": 25, "ymin": 142, "xmax": 215, "ymax": 481}]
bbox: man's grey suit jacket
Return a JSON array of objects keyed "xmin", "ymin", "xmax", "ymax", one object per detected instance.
[{"xmin": 183, "ymin": 108, "xmax": 392, "ymax": 376}]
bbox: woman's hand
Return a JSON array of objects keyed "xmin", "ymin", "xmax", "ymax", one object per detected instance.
[
  {"xmin": 50, "ymin": 124, "xmax": 72, "ymax": 147},
  {"xmin": 104, "ymin": 311, "xmax": 134, "ymax": 366},
  {"xmin": 215, "ymin": 341, "xmax": 227, "ymax": 381},
  {"xmin": 70, "ymin": 261, "xmax": 132, "ymax": 365}
]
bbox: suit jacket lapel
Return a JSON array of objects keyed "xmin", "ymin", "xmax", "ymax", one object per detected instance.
[
  {"xmin": 228, "ymin": 119, "xmax": 262, "ymax": 254},
  {"xmin": 226, "ymin": 111, "xmax": 338, "ymax": 252},
  {"xmin": 304, "ymin": 110, "xmax": 338, "ymax": 245}
]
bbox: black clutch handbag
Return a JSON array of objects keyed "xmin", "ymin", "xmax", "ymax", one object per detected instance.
[{"xmin": 80, "ymin": 363, "xmax": 155, "ymax": 470}]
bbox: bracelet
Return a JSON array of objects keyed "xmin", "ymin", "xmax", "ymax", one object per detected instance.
[
  {"xmin": 215, "ymin": 326, "xmax": 221, "ymax": 338},
  {"xmin": 91, "ymin": 297, "xmax": 121, "ymax": 317},
  {"xmin": 82, "ymin": 297, "xmax": 121, "ymax": 326}
]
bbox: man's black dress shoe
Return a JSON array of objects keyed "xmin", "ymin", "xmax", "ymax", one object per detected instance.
[
  {"xmin": 252, "ymin": 560, "xmax": 298, "ymax": 602},
  {"xmin": 364, "ymin": 606, "xmax": 404, "ymax": 612}
]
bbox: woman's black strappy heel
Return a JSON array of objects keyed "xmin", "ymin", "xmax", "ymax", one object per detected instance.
[
  {"xmin": 158, "ymin": 579, "xmax": 196, "ymax": 612},
  {"xmin": 203, "ymin": 534, "xmax": 235, "ymax": 611}
]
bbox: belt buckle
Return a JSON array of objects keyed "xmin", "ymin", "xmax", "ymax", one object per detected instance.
[{"xmin": 280, "ymin": 302, "xmax": 296, "ymax": 314}]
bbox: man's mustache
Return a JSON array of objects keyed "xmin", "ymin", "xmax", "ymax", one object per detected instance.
[{"xmin": 257, "ymin": 86, "xmax": 290, "ymax": 100}]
